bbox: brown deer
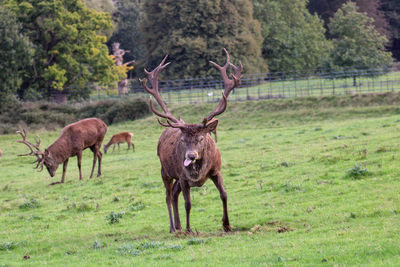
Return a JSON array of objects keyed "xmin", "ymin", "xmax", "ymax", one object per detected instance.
[
  {"xmin": 104, "ymin": 132, "xmax": 135, "ymax": 153},
  {"xmin": 140, "ymin": 48, "xmax": 242, "ymax": 233},
  {"xmin": 16, "ymin": 118, "xmax": 107, "ymax": 185}
]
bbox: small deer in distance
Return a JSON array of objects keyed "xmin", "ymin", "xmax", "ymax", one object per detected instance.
[
  {"xmin": 104, "ymin": 132, "xmax": 135, "ymax": 154},
  {"xmin": 16, "ymin": 118, "xmax": 107, "ymax": 185},
  {"xmin": 140, "ymin": 48, "xmax": 242, "ymax": 233}
]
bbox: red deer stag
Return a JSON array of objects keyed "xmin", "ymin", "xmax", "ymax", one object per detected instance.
[
  {"xmin": 16, "ymin": 118, "xmax": 107, "ymax": 185},
  {"xmin": 104, "ymin": 132, "xmax": 135, "ymax": 153},
  {"xmin": 140, "ymin": 49, "xmax": 242, "ymax": 233}
]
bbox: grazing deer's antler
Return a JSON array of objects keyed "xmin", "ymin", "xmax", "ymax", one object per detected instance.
[
  {"xmin": 16, "ymin": 129, "xmax": 45, "ymax": 171},
  {"xmin": 205, "ymin": 48, "xmax": 243, "ymax": 123},
  {"xmin": 139, "ymin": 55, "xmax": 186, "ymax": 128}
]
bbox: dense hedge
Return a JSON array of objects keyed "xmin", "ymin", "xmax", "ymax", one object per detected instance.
[{"xmin": 0, "ymin": 98, "xmax": 149, "ymax": 134}]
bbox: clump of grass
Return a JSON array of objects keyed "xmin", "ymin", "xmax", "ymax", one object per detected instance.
[
  {"xmin": 116, "ymin": 244, "xmax": 141, "ymax": 256},
  {"xmin": 92, "ymin": 240, "xmax": 104, "ymax": 250},
  {"xmin": 19, "ymin": 198, "xmax": 40, "ymax": 210},
  {"xmin": 76, "ymin": 202, "xmax": 92, "ymax": 212},
  {"xmin": 140, "ymin": 241, "xmax": 163, "ymax": 250},
  {"xmin": 116, "ymin": 241, "xmax": 181, "ymax": 257},
  {"xmin": 0, "ymin": 241, "xmax": 20, "ymax": 251},
  {"xmin": 106, "ymin": 211, "xmax": 124, "ymax": 224},
  {"xmin": 187, "ymin": 238, "xmax": 206, "ymax": 245},
  {"xmin": 347, "ymin": 163, "xmax": 369, "ymax": 179},
  {"xmin": 277, "ymin": 181, "xmax": 304, "ymax": 193},
  {"xmin": 112, "ymin": 196, "xmax": 120, "ymax": 202},
  {"xmin": 129, "ymin": 201, "xmax": 145, "ymax": 212}
]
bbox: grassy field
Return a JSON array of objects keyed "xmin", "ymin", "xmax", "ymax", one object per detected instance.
[{"xmin": 1, "ymin": 95, "xmax": 400, "ymax": 266}]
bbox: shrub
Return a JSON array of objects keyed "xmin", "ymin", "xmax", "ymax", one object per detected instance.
[
  {"xmin": 106, "ymin": 211, "xmax": 124, "ymax": 224},
  {"xmin": 19, "ymin": 198, "xmax": 40, "ymax": 210},
  {"xmin": 347, "ymin": 163, "xmax": 369, "ymax": 179}
]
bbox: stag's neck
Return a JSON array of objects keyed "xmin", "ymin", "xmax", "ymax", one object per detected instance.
[{"xmin": 47, "ymin": 138, "xmax": 71, "ymax": 164}]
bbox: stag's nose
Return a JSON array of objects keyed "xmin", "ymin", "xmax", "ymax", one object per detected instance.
[
  {"xmin": 186, "ymin": 151, "xmax": 198, "ymax": 161},
  {"xmin": 188, "ymin": 154, "xmax": 196, "ymax": 161}
]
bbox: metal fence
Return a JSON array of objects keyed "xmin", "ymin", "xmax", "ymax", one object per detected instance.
[{"xmin": 91, "ymin": 65, "xmax": 400, "ymax": 104}]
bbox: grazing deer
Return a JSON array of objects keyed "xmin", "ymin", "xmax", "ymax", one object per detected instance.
[
  {"xmin": 104, "ymin": 132, "xmax": 135, "ymax": 154},
  {"xmin": 140, "ymin": 48, "xmax": 242, "ymax": 233},
  {"xmin": 16, "ymin": 118, "xmax": 107, "ymax": 185}
]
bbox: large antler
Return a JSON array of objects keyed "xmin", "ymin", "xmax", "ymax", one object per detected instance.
[
  {"xmin": 139, "ymin": 56, "xmax": 185, "ymax": 128},
  {"xmin": 16, "ymin": 129, "xmax": 45, "ymax": 171},
  {"xmin": 205, "ymin": 48, "xmax": 243, "ymax": 123}
]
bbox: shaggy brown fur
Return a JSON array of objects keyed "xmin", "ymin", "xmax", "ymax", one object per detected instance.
[
  {"xmin": 104, "ymin": 132, "xmax": 134, "ymax": 153},
  {"xmin": 17, "ymin": 118, "xmax": 107, "ymax": 185}
]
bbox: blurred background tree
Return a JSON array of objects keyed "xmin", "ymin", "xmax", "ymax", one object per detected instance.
[
  {"xmin": 253, "ymin": 0, "xmax": 332, "ymax": 73},
  {"xmin": 140, "ymin": 0, "xmax": 267, "ymax": 79}
]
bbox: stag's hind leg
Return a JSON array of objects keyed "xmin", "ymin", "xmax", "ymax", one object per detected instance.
[
  {"xmin": 162, "ymin": 169, "xmax": 176, "ymax": 233},
  {"xmin": 211, "ymin": 172, "xmax": 231, "ymax": 232},
  {"xmin": 77, "ymin": 151, "xmax": 83, "ymax": 180},
  {"xmin": 172, "ymin": 180, "xmax": 182, "ymax": 230}
]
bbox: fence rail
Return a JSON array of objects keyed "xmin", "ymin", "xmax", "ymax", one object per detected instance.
[{"xmin": 91, "ymin": 65, "xmax": 400, "ymax": 104}]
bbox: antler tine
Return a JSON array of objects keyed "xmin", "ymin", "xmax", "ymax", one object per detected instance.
[
  {"xmin": 205, "ymin": 48, "xmax": 243, "ymax": 123},
  {"xmin": 140, "ymin": 55, "xmax": 180, "ymax": 124},
  {"xmin": 157, "ymin": 118, "xmax": 186, "ymax": 129},
  {"xmin": 16, "ymin": 129, "xmax": 44, "ymax": 168}
]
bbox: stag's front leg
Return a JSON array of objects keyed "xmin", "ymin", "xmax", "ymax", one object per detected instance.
[
  {"xmin": 211, "ymin": 172, "xmax": 231, "ymax": 232},
  {"xmin": 172, "ymin": 180, "xmax": 182, "ymax": 230},
  {"xmin": 61, "ymin": 158, "xmax": 69, "ymax": 183},
  {"xmin": 162, "ymin": 170, "xmax": 176, "ymax": 233},
  {"xmin": 180, "ymin": 180, "xmax": 193, "ymax": 234}
]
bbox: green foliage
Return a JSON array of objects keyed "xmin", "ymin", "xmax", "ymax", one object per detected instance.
[
  {"xmin": 0, "ymin": 98, "xmax": 149, "ymax": 134},
  {"xmin": 346, "ymin": 163, "xmax": 369, "ymax": 179},
  {"xmin": 78, "ymin": 98, "xmax": 149, "ymax": 125},
  {"xmin": 0, "ymin": 241, "xmax": 20, "ymax": 251},
  {"xmin": 19, "ymin": 198, "xmax": 40, "ymax": 210},
  {"xmin": 0, "ymin": 7, "xmax": 33, "ymax": 104},
  {"xmin": 107, "ymin": 0, "xmax": 145, "ymax": 65},
  {"xmin": 3, "ymin": 0, "xmax": 120, "ymax": 100},
  {"xmin": 253, "ymin": 0, "xmax": 331, "ymax": 73},
  {"xmin": 106, "ymin": 211, "xmax": 124, "ymax": 224},
  {"xmin": 141, "ymin": 0, "xmax": 266, "ymax": 78},
  {"xmin": 327, "ymin": 2, "xmax": 393, "ymax": 71}
]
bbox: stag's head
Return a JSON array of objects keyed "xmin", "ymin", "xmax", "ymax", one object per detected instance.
[
  {"xmin": 16, "ymin": 130, "xmax": 59, "ymax": 177},
  {"xmin": 140, "ymin": 49, "xmax": 242, "ymax": 167}
]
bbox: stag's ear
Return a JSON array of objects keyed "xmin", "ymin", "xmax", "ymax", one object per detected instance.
[{"xmin": 204, "ymin": 119, "xmax": 218, "ymax": 133}]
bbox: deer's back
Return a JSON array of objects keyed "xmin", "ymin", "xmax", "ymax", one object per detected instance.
[{"xmin": 59, "ymin": 118, "xmax": 107, "ymax": 149}]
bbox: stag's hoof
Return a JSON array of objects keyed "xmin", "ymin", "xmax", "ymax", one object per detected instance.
[
  {"xmin": 185, "ymin": 228, "xmax": 194, "ymax": 234},
  {"xmin": 223, "ymin": 224, "xmax": 232, "ymax": 232},
  {"xmin": 48, "ymin": 181, "xmax": 63, "ymax": 186},
  {"xmin": 169, "ymin": 227, "xmax": 177, "ymax": 233}
]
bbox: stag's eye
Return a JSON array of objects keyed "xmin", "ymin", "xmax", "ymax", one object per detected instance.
[{"xmin": 198, "ymin": 136, "xmax": 204, "ymax": 143}]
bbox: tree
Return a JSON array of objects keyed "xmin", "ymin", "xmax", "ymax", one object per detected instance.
[
  {"xmin": 380, "ymin": 0, "xmax": 400, "ymax": 60},
  {"xmin": 253, "ymin": 0, "xmax": 331, "ymax": 73},
  {"xmin": 327, "ymin": 2, "xmax": 392, "ymax": 84},
  {"xmin": 307, "ymin": 0, "xmax": 390, "ymax": 40},
  {"xmin": 4, "ymin": 0, "xmax": 122, "ymax": 101},
  {"xmin": 140, "ymin": 0, "xmax": 266, "ymax": 79},
  {"xmin": 107, "ymin": 0, "xmax": 145, "ymax": 67},
  {"xmin": 0, "ymin": 7, "xmax": 33, "ymax": 106}
]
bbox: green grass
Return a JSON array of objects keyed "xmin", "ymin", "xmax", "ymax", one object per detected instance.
[{"xmin": 1, "ymin": 96, "xmax": 400, "ymax": 266}]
